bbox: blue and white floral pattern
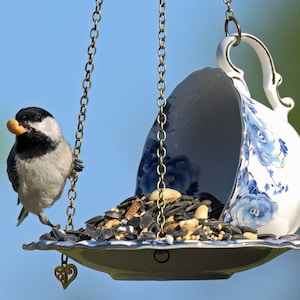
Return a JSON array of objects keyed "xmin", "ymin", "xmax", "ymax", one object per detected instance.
[
  {"xmin": 136, "ymin": 138, "xmax": 200, "ymax": 196},
  {"xmin": 223, "ymin": 179, "xmax": 277, "ymax": 227},
  {"xmin": 242, "ymin": 98, "xmax": 286, "ymax": 168},
  {"xmin": 136, "ymin": 84, "xmax": 290, "ymax": 231},
  {"xmin": 223, "ymin": 95, "xmax": 288, "ymax": 228}
]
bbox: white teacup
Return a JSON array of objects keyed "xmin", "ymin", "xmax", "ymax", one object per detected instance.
[{"xmin": 136, "ymin": 33, "xmax": 300, "ymax": 237}]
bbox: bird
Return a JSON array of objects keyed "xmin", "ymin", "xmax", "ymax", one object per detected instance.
[{"xmin": 6, "ymin": 106, "xmax": 83, "ymax": 227}]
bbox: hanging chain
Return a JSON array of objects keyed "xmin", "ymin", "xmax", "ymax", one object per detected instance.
[
  {"xmin": 156, "ymin": 0, "xmax": 167, "ymax": 238},
  {"xmin": 65, "ymin": 0, "xmax": 103, "ymax": 231},
  {"xmin": 223, "ymin": 0, "xmax": 242, "ymax": 46},
  {"xmin": 223, "ymin": 0, "xmax": 234, "ymax": 20}
]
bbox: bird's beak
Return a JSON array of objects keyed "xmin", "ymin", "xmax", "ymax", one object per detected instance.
[{"xmin": 7, "ymin": 119, "xmax": 26, "ymax": 135}]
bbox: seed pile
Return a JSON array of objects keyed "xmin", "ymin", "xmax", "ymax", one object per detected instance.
[{"xmin": 40, "ymin": 188, "xmax": 291, "ymax": 244}]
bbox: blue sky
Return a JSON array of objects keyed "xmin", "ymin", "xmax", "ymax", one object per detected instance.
[{"xmin": 1, "ymin": 1, "xmax": 300, "ymax": 299}]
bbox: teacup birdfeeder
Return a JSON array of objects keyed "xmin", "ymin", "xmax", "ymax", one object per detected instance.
[{"xmin": 22, "ymin": 0, "xmax": 300, "ymax": 288}]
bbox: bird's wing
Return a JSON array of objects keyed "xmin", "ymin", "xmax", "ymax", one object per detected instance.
[
  {"xmin": 17, "ymin": 206, "xmax": 29, "ymax": 226},
  {"xmin": 7, "ymin": 144, "xmax": 19, "ymax": 194}
]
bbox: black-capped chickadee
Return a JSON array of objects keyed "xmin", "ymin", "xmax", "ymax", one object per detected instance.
[{"xmin": 7, "ymin": 107, "xmax": 83, "ymax": 227}]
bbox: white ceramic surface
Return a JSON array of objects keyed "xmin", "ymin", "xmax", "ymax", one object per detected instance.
[
  {"xmin": 22, "ymin": 34, "xmax": 300, "ymax": 280},
  {"xmin": 136, "ymin": 33, "xmax": 300, "ymax": 236},
  {"xmin": 217, "ymin": 34, "xmax": 300, "ymax": 236},
  {"xmin": 23, "ymin": 239, "xmax": 299, "ymax": 280}
]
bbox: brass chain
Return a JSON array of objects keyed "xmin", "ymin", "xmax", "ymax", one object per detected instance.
[
  {"xmin": 156, "ymin": 0, "xmax": 167, "ymax": 238},
  {"xmin": 65, "ymin": 0, "xmax": 103, "ymax": 231},
  {"xmin": 223, "ymin": 0, "xmax": 235, "ymax": 19},
  {"xmin": 223, "ymin": 0, "xmax": 241, "ymax": 46}
]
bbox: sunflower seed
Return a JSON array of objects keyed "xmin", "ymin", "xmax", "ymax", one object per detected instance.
[
  {"xmin": 140, "ymin": 213, "xmax": 154, "ymax": 229},
  {"xmin": 102, "ymin": 229, "xmax": 114, "ymax": 240},
  {"xmin": 141, "ymin": 231, "xmax": 157, "ymax": 240},
  {"xmin": 164, "ymin": 206, "xmax": 185, "ymax": 217},
  {"xmin": 279, "ymin": 234, "xmax": 300, "ymax": 241},
  {"xmin": 52, "ymin": 228, "xmax": 66, "ymax": 241},
  {"xmin": 240, "ymin": 226, "xmax": 257, "ymax": 234},
  {"xmin": 231, "ymin": 226, "xmax": 243, "ymax": 235},
  {"xmin": 85, "ymin": 215, "xmax": 105, "ymax": 225},
  {"xmin": 257, "ymin": 233, "xmax": 277, "ymax": 240},
  {"xmin": 40, "ymin": 191, "xmax": 282, "ymax": 244},
  {"xmin": 127, "ymin": 216, "xmax": 141, "ymax": 228},
  {"xmin": 105, "ymin": 210, "xmax": 122, "ymax": 219},
  {"xmin": 40, "ymin": 233, "xmax": 57, "ymax": 241}
]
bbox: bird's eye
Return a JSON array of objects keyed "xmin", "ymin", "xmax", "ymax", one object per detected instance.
[{"xmin": 36, "ymin": 114, "xmax": 42, "ymax": 121}]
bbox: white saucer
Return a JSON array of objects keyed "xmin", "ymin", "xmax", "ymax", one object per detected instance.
[{"xmin": 23, "ymin": 238, "xmax": 300, "ymax": 280}]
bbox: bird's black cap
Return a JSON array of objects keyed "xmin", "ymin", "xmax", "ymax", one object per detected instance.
[
  {"xmin": 16, "ymin": 107, "xmax": 54, "ymax": 124},
  {"xmin": 14, "ymin": 107, "xmax": 57, "ymax": 159}
]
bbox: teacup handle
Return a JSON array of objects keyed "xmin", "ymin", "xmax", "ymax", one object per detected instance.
[{"xmin": 217, "ymin": 33, "xmax": 294, "ymax": 121}]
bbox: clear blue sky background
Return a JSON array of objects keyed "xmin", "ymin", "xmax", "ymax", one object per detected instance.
[{"xmin": 1, "ymin": 1, "xmax": 300, "ymax": 299}]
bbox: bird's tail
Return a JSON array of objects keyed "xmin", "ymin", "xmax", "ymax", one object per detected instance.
[{"xmin": 17, "ymin": 207, "xmax": 29, "ymax": 226}]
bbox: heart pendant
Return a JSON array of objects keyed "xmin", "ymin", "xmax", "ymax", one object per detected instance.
[{"xmin": 54, "ymin": 263, "xmax": 78, "ymax": 289}]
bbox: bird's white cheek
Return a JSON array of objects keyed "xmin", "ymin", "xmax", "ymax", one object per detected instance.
[{"xmin": 29, "ymin": 116, "xmax": 64, "ymax": 143}]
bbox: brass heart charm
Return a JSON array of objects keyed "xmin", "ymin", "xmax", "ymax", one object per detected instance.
[{"xmin": 54, "ymin": 263, "xmax": 78, "ymax": 289}]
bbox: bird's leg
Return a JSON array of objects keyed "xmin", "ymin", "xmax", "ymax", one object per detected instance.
[{"xmin": 38, "ymin": 212, "xmax": 55, "ymax": 228}]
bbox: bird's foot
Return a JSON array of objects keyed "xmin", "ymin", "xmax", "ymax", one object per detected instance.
[{"xmin": 73, "ymin": 157, "xmax": 84, "ymax": 172}]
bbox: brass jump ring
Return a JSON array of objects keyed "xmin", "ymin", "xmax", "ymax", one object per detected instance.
[{"xmin": 225, "ymin": 16, "xmax": 242, "ymax": 46}]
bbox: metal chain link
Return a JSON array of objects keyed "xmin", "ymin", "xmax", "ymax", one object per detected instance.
[
  {"xmin": 156, "ymin": 0, "xmax": 167, "ymax": 238},
  {"xmin": 223, "ymin": 0, "xmax": 241, "ymax": 46},
  {"xmin": 65, "ymin": 0, "xmax": 103, "ymax": 231},
  {"xmin": 223, "ymin": 0, "xmax": 235, "ymax": 19}
]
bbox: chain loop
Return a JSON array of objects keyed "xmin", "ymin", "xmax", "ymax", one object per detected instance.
[
  {"xmin": 223, "ymin": 0, "xmax": 234, "ymax": 19},
  {"xmin": 65, "ymin": 0, "xmax": 103, "ymax": 231},
  {"xmin": 156, "ymin": 0, "xmax": 167, "ymax": 238},
  {"xmin": 223, "ymin": 0, "xmax": 241, "ymax": 46}
]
